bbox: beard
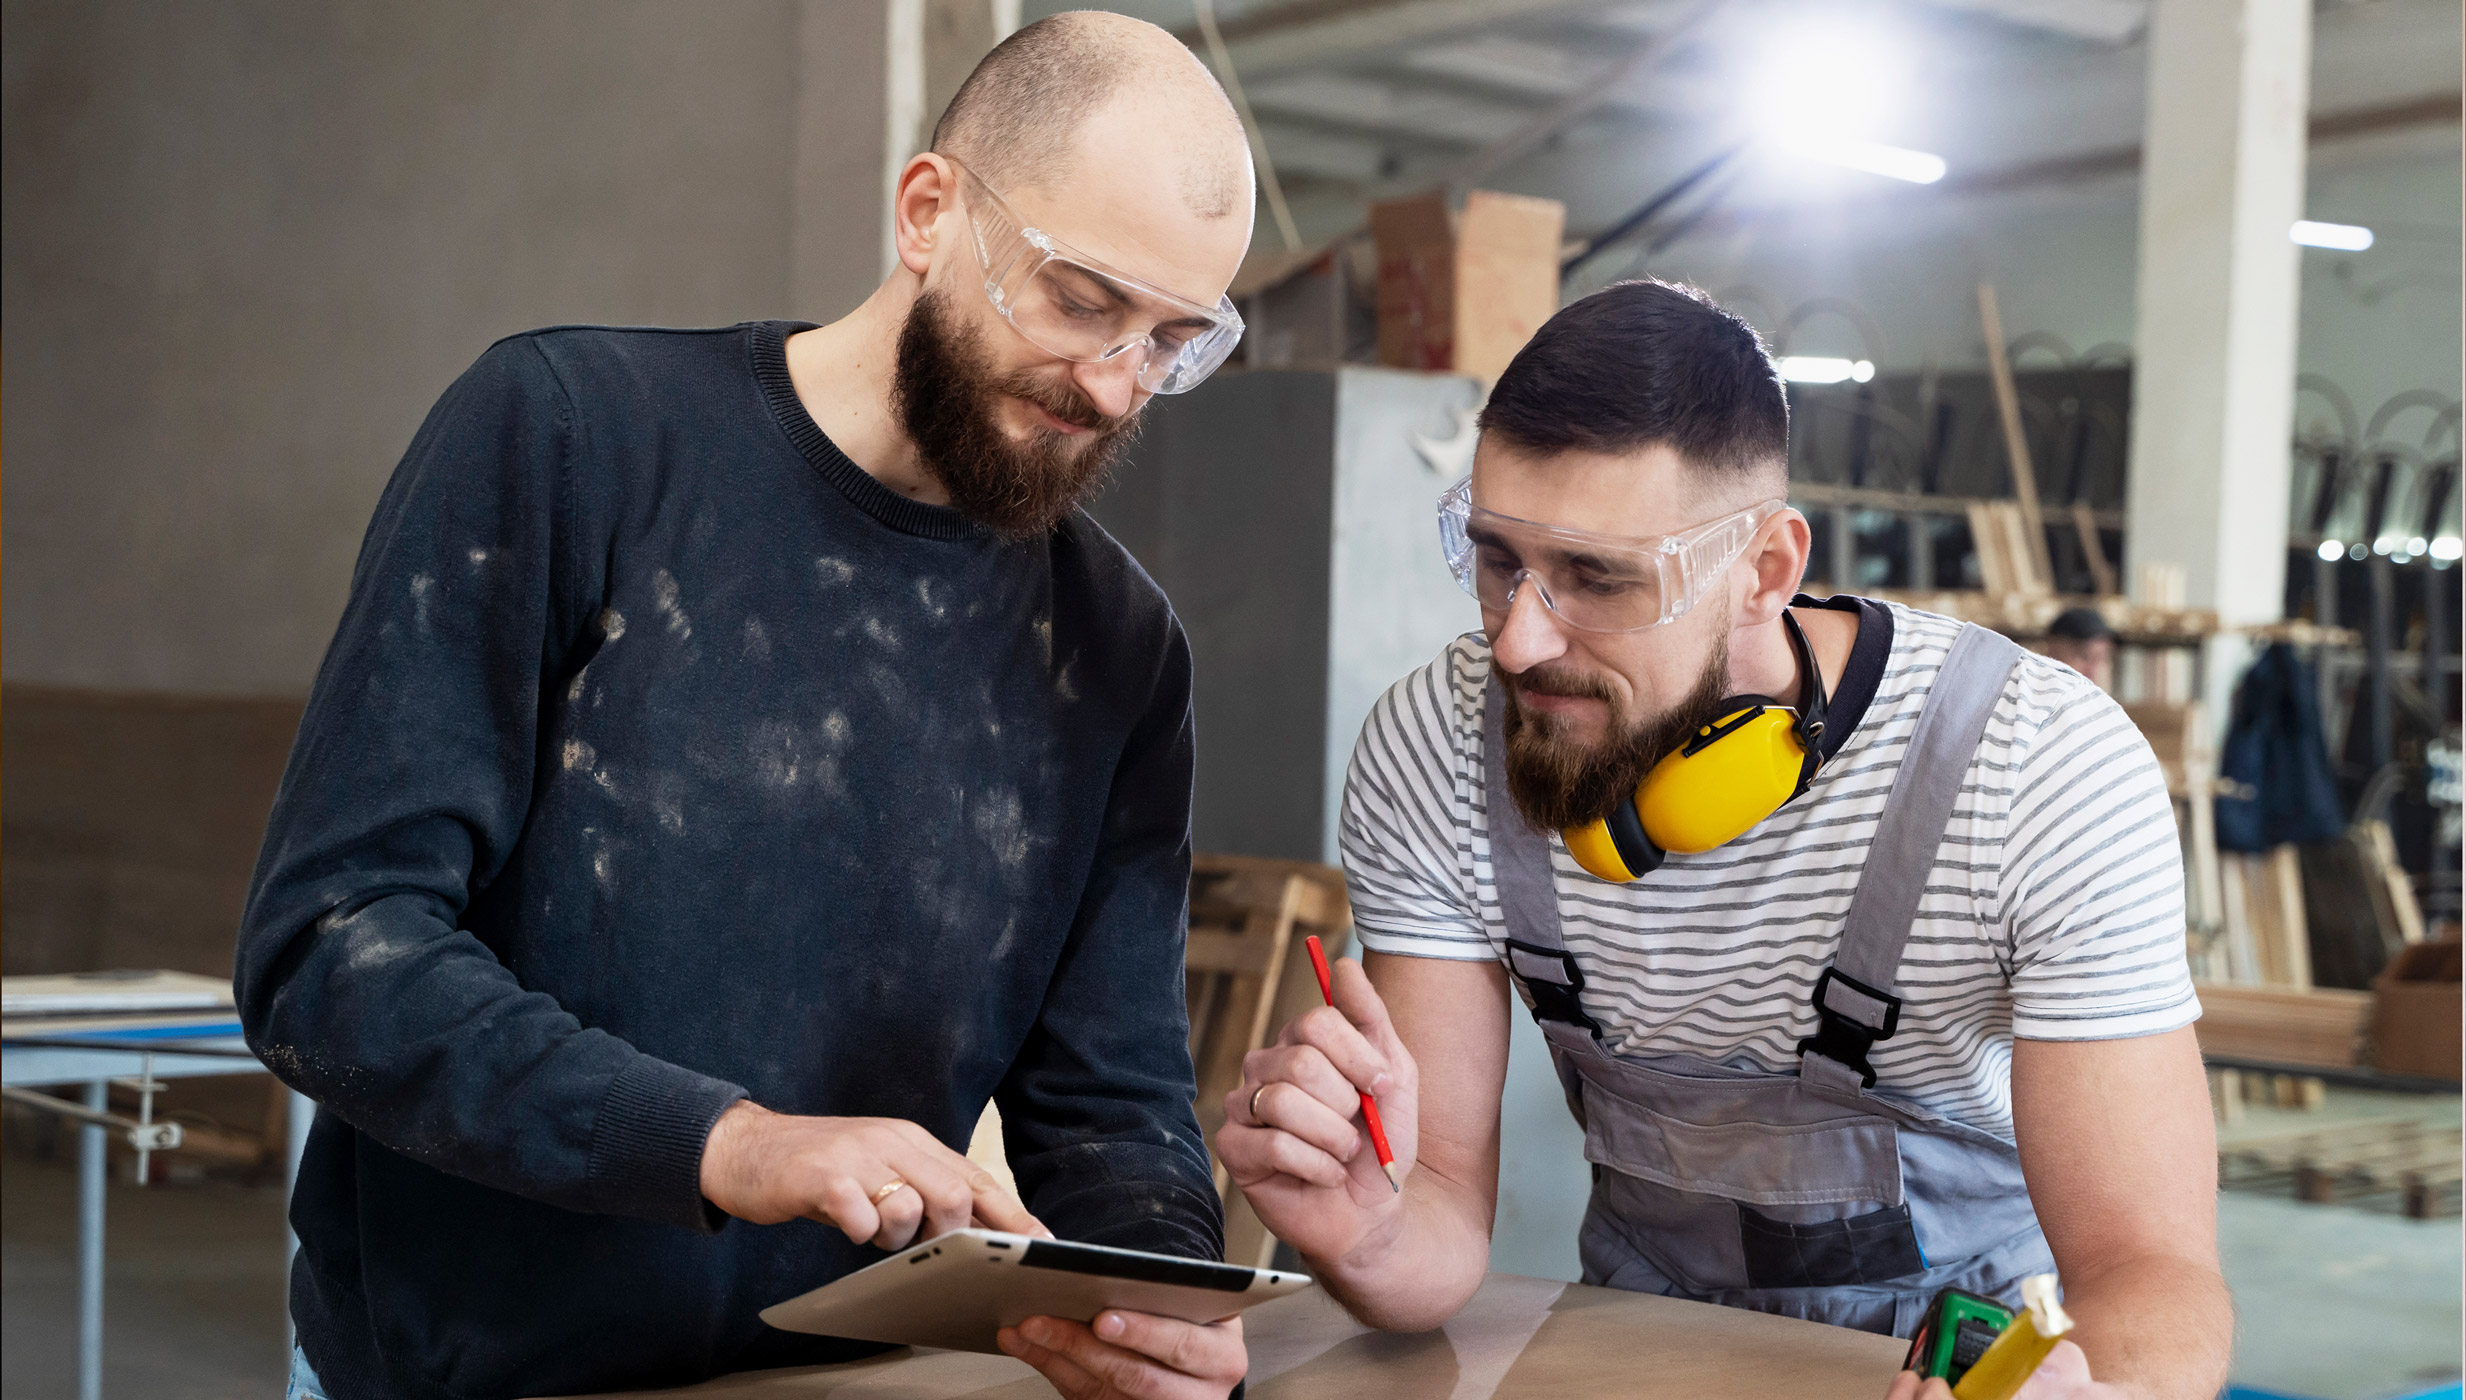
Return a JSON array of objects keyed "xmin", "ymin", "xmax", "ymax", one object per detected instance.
[
  {"xmin": 1499, "ymin": 633, "xmax": 1734, "ymax": 835},
  {"xmin": 891, "ymin": 288, "xmax": 1142, "ymax": 539}
]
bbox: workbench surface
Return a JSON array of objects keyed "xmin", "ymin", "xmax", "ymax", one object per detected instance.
[{"xmin": 578, "ymin": 1271, "xmax": 1908, "ymax": 1398}]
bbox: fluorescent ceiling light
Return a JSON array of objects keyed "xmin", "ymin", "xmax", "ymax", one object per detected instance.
[
  {"xmin": 1778, "ymin": 357, "xmax": 1875, "ymax": 384},
  {"xmin": 2291, "ymin": 220, "xmax": 2374, "ymax": 251},
  {"xmin": 1778, "ymin": 135, "xmax": 1948, "ymax": 185}
]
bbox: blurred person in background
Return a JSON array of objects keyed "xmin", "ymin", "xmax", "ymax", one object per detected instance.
[{"xmin": 2043, "ymin": 607, "xmax": 2117, "ymax": 691}]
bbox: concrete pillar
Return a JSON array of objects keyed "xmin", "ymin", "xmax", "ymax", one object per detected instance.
[
  {"xmin": 790, "ymin": 0, "xmax": 1016, "ymax": 321},
  {"xmin": 2124, "ymin": 0, "xmax": 2312, "ymax": 711}
]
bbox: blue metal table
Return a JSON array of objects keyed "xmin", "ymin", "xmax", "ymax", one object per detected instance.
[{"xmin": 4, "ymin": 1013, "xmax": 310, "ymax": 1400}]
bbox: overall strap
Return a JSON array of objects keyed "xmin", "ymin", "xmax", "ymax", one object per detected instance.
[
  {"xmin": 1799, "ymin": 623, "xmax": 2026, "ymax": 1092},
  {"xmin": 1482, "ymin": 674, "xmax": 1603, "ymax": 1037}
]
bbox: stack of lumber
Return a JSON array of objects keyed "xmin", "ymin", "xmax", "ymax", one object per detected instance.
[
  {"xmin": 2191, "ymin": 982, "xmax": 2373, "ymax": 1069},
  {"xmin": 2211, "ymin": 847, "xmax": 2314, "ymax": 987}
]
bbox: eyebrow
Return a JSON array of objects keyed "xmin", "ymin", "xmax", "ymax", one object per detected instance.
[
  {"xmin": 1467, "ymin": 524, "xmax": 1645, "ymax": 579},
  {"xmin": 1048, "ymin": 263, "xmax": 1133, "ymax": 310}
]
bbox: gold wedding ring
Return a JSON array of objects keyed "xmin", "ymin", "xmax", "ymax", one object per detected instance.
[
  {"xmin": 1249, "ymin": 1083, "xmax": 1270, "ymax": 1124},
  {"xmin": 870, "ymin": 1179, "xmax": 910, "ymax": 1206}
]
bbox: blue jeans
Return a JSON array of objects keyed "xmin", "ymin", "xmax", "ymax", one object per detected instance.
[{"xmin": 286, "ymin": 1346, "xmax": 328, "ymax": 1400}]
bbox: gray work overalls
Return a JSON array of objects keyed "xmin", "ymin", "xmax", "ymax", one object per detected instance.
[{"xmin": 1482, "ymin": 624, "xmax": 2056, "ymax": 1338}]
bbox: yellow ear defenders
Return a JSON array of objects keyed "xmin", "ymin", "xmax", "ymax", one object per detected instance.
[{"xmin": 1561, "ymin": 611, "xmax": 1829, "ymax": 883}]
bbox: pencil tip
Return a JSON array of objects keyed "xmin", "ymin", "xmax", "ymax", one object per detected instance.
[{"xmin": 1382, "ymin": 1162, "xmax": 1402, "ymax": 1193}]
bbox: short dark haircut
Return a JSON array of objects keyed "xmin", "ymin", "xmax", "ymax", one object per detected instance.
[
  {"xmin": 932, "ymin": 13, "xmax": 1243, "ymax": 216},
  {"xmin": 2046, "ymin": 607, "xmax": 2115, "ymax": 642},
  {"xmin": 1478, "ymin": 279, "xmax": 1789, "ymax": 481}
]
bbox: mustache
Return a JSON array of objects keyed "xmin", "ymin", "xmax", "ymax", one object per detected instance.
[
  {"xmin": 997, "ymin": 372, "xmax": 1121, "ymax": 433},
  {"xmin": 1506, "ymin": 666, "xmax": 1617, "ymax": 704}
]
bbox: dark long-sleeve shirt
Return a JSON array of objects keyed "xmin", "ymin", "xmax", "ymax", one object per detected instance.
[{"xmin": 236, "ymin": 321, "xmax": 1220, "ymax": 1400}]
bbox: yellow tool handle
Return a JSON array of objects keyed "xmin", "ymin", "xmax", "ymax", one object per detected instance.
[
  {"xmin": 1949, "ymin": 1310, "xmax": 2062, "ymax": 1400},
  {"xmin": 1951, "ymin": 1274, "xmax": 2072, "ymax": 1400}
]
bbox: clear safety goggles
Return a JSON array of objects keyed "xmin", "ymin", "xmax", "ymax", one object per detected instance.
[
  {"xmin": 954, "ymin": 160, "xmax": 1245, "ymax": 396},
  {"xmin": 1438, "ymin": 478, "xmax": 1788, "ymax": 633}
]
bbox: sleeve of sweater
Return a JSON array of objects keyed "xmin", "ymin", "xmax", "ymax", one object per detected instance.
[
  {"xmin": 993, "ymin": 620, "xmax": 1226, "ymax": 1262},
  {"xmin": 234, "ymin": 335, "xmax": 746, "ymax": 1232}
]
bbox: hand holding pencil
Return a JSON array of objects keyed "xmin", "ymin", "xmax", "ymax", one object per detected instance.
[{"xmin": 1216, "ymin": 938, "xmax": 1419, "ymax": 1258}]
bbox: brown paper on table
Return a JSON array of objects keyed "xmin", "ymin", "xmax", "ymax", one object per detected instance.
[{"xmin": 573, "ymin": 1271, "xmax": 1906, "ymax": 1400}]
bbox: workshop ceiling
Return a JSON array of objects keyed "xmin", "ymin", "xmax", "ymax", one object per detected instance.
[{"xmin": 1028, "ymin": 0, "xmax": 2463, "ymax": 248}]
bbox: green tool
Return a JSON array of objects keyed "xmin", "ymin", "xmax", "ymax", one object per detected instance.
[{"xmin": 1903, "ymin": 1287, "xmax": 2017, "ymax": 1384}]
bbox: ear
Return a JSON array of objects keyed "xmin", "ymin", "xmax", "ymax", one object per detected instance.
[
  {"xmin": 892, "ymin": 154, "xmax": 960, "ymax": 277},
  {"xmin": 1734, "ymin": 507, "xmax": 1810, "ymax": 628}
]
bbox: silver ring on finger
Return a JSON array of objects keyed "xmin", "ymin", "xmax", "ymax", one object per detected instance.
[{"xmin": 1249, "ymin": 1082, "xmax": 1270, "ymax": 1125}]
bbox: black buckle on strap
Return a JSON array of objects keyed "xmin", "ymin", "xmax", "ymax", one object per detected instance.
[
  {"xmin": 1503, "ymin": 938, "xmax": 1603, "ymax": 1038},
  {"xmin": 1796, "ymin": 967, "xmax": 1901, "ymax": 1088}
]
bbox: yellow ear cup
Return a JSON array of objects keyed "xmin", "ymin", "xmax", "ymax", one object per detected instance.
[
  {"xmin": 1635, "ymin": 706, "xmax": 1810, "ymax": 854},
  {"xmin": 1562, "ymin": 819, "xmax": 1640, "ymax": 883}
]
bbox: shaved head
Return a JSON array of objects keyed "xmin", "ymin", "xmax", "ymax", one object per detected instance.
[{"xmin": 931, "ymin": 11, "xmax": 1251, "ymax": 218}]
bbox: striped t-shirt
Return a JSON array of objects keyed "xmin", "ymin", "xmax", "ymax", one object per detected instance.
[{"xmin": 1338, "ymin": 599, "xmax": 2200, "ymax": 1138}]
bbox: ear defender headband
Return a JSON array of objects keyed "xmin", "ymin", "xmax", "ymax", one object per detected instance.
[{"xmin": 1561, "ymin": 611, "xmax": 1829, "ymax": 884}]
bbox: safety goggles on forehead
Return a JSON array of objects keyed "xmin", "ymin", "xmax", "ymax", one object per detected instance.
[
  {"xmin": 1438, "ymin": 478, "xmax": 1787, "ymax": 634},
  {"xmin": 952, "ymin": 160, "xmax": 1245, "ymax": 396}
]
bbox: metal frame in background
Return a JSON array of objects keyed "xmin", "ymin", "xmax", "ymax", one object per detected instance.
[{"xmin": 2, "ymin": 1021, "xmax": 311, "ymax": 1400}]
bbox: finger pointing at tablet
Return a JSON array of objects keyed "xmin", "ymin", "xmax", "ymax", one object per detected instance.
[{"xmin": 698, "ymin": 1102, "xmax": 1047, "ymax": 1250}]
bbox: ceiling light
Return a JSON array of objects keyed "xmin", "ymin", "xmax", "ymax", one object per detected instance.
[
  {"xmin": 2291, "ymin": 220, "xmax": 2374, "ymax": 251},
  {"xmin": 2317, "ymin": 539, "xmax": 2344, "ymax": 561},
  {"xmin": 2432, "ymin": 537, "xmax": 2463, "ymax": 562},
  {"xmin": 1778, "ymin": 357, "xmax": 1876, "ymax": 384},
  {"xmin": 1750, "ymin": 17, "xmax": 1944, "ymax": 186},
  {"xmin": 1779, "ymin": 136, "xmax": 1947, "ymax": 185}
]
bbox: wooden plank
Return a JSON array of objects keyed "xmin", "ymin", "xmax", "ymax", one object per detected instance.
[
  {"xmin": 1976, "ymin": 282, "xmax": 2056, "ymax": 590},
  {"xmin": 1185, "ymin": 929, "xmax": 1285, "ymax": 977},
  {"xmin": 2194, "ymin": 982, "xmax": 2372, "ymax": 1068}
]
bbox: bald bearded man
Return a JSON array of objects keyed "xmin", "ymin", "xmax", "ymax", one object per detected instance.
[{"xmin": 238, "ymin": 16, "xmax": 1257, "ymax": 1400}]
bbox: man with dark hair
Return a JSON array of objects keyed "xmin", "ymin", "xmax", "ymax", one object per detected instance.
[
  {"xmin": 240, "ymin": 14, "xmax": 1251, "ymax": 1399},
  {"xmin": 1219, "ymin": 281, "xmax": 2231, "ymax": 1399},
  {"xmin": 2044, "ymin": 606, "xmax": 2118, "ymax": 691}
]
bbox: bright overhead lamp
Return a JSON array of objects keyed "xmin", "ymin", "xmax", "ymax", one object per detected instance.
[
  {"xmin": 2317, "ymin": 539, "xmax": 2345, "ymax": 561},
  {"xmin": 2432, "ymin": 537, "xmax": 2463, "ymax": 562},
  {"xmin": 1777, "ymin": 136, "xmax": 1947, "ymax": 185},
  {"xmin": 2291, "ymin": 220, "xmax": 2374, "ymax": 251},
  {"xmin": 1751, "ymin": 19, "xmax": 1946, "ymax": 186},
  {"xmin": 1778, "ymin": 356, "xmax": 1875, "ymax": 384}
]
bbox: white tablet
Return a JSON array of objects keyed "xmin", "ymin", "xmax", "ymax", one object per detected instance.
[{"xmin": 759, "ymin": 1229, "xmax": 1315, "ymax": 1354}]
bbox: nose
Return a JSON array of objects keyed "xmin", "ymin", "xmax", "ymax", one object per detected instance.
[
  {"xmin": 1487, "ymin": 578, "xmax": 1571, "ymax": 676},
  {"xmin": 1071, "ymin": 353, "xmax": 1142, "ymax": 420}
]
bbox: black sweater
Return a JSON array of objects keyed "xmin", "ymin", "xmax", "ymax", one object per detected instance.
[{"xmin": 235, "ymin": 322, "xmax": 1221, "ymax": 1400}]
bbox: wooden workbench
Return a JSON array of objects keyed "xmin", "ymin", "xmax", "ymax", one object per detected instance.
[{"xmin": 580, "ymin": 1272, "xmax": 1909, "ymax": 1399}]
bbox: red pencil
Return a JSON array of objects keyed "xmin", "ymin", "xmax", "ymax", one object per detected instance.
[{"xmin": 1303, "ymin": 935, "xmax": 1401, "ymax": 1193}]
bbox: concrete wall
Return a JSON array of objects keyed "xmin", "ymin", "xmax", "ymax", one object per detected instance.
[
  {"xmin": 0, "ymin": 0, "xmax": 927, "ymax": 973},
  {"xmin": 0, "ymin": 0, "xmax": 831, "ymax": 697}
]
